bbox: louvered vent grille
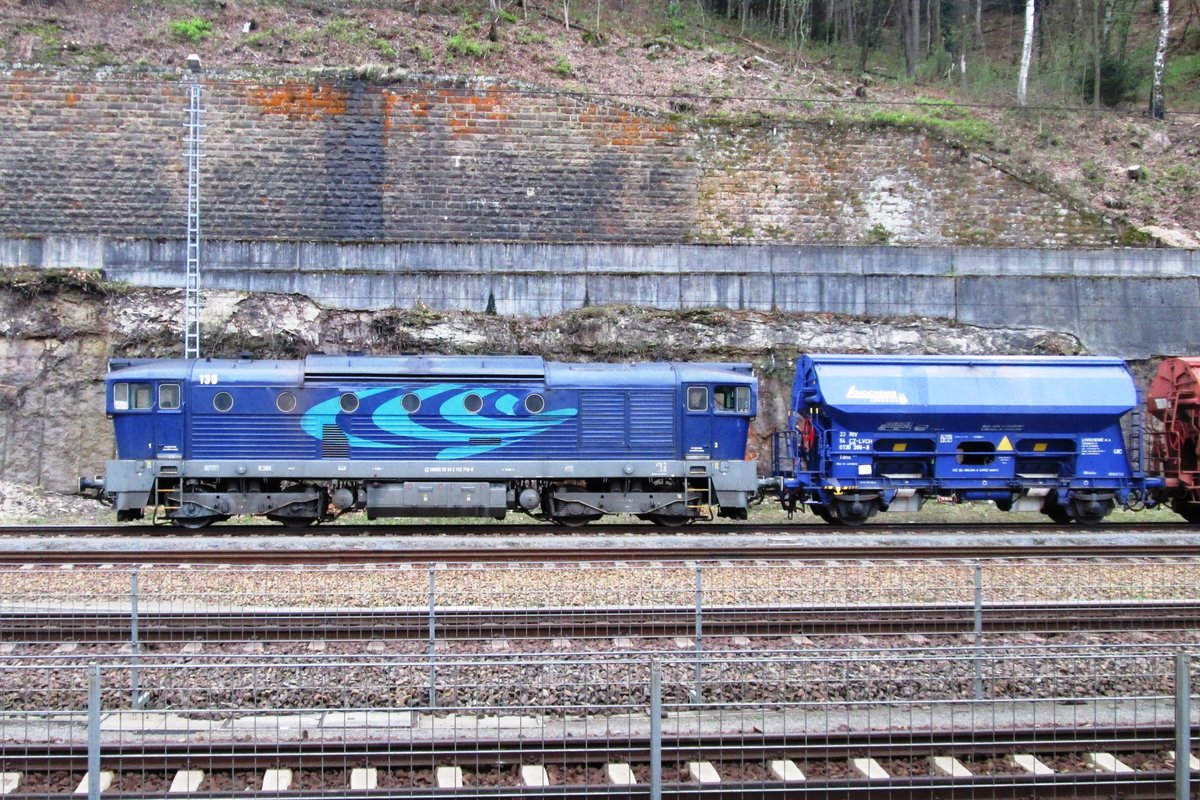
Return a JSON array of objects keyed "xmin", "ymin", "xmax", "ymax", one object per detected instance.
[{"xmin": 322, "ymin": 425, "xmax": 350, "ymax": 458}]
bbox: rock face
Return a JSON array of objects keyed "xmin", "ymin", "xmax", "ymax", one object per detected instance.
[{"xmin": 0, "ymin": 274, "xmax": 1083, "ymax": 492}]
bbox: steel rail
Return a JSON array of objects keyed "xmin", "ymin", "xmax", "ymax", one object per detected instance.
[
  {"xmin": 2, "ymin": 600, "xmax": 1198, "ymax": 643},
  {"xmin": 1, "ymin": 521, "xmax": 1197, "ymax": 538},
  {"xmin": 4, "ymin": 542, "xmax": 1200, "ymax": 564}
]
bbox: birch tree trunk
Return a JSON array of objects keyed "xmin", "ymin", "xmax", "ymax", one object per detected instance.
[
  {"xmin": 1017, "ymin": 0, "xmax": 1036, "ymax": 106},
  {"xmin": 1149, "ymin": 0, "xmax": 1170, "ymax": 118}
]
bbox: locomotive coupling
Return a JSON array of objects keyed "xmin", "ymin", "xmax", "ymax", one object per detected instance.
[{"xmin": 78, "ymin": 475, "xmax": 106, "ymax": 494}]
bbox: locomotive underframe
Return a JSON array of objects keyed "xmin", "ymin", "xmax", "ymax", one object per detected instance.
[{"xmin": 104, "ymin": 457, "xmax": 760, "ymax": 526}]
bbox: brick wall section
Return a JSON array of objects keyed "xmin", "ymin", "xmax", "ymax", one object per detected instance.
[
  {"xmin": 0, "ymin": 70, "xmax": 1121, "ymax": 246},
  {"xmin": 693, "ymin": 125, "xmax": 1117, "ymax": 246}
]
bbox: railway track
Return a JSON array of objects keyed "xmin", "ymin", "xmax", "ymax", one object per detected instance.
[
  {"xmin": 4, "ymin": 538, "xmax": 1200, "ymax": 564},
  {"xmin": 2, "ymin": 521, "xmax": 1198, "ymax": 538},
  {"xmin": 3, "ymin": 600, "xmax": 1198, "ymax": 643},
  {"xmin": 4, "ymin": 724, "xmax": 1194, "ymax": 798}
]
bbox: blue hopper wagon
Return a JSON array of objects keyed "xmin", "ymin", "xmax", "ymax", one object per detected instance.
[{"xmin": 771, "ymin": 354, "xmax": 1158, "ymax": 525}]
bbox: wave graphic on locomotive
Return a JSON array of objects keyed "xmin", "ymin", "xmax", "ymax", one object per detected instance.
[
  {"xmin": 83, "ymin": 351, "xmax": 1200, "ymax": 526},
  {"xmin": 87, "ymin": 354, "xmax": 760, "ymax": 528}
]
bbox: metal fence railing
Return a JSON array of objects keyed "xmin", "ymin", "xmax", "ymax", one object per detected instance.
[
  {"xmin": 2, "ymin": 558, "xmax": 1199, "ymax": 796},
  {"xmin": 0, "ymin": 649, "xmax": 1195, "ymax": 797},
  {"xmin": 2, "ymin": 558, "xmax": 1198, "ymax": 645}
]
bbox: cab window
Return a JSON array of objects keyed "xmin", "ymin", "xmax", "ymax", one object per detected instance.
[
  {"xmin": 714, "ymin": 385, "xmax": 751, "ymax": 413},
  {"xmin": 686, "ymin": 386, "xmax": 708, "ymax": 411},
  {"xmin": 159, "ymin": 384, "xmax": 181, "ymax": 410},
  {"xmin": 114, "ymin": 382, "xmax": 153, "ymax": 410}
]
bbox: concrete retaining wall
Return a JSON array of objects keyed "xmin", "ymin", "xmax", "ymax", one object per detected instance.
[{"xmin": 3, "ymin": 236, "xmax": 1197, "ymax": 358}]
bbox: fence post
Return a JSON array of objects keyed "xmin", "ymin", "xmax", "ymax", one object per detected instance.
[
  {"xmin": 1177, "ymin": 651, "xmax": 1193, "ymax": 800},
  {"xmin": 87, "ymin": 664, "xmax": 101, "ymax": 800},
  {"xmin": 428, "ymin": 567, "xmax": 437, "ymax": 710},
  {"xmin": 650, "ymin": 661, "xmax": 662, "ymax": 800},
  {"xmin": 972, "ymin": 560, "xmax": 983, "ymax": 701},
  {"xmin": 693, "ymin": 565, "xmax": 703, "ymax": 703},
  {"xmin": 130, "ymin": 570, "xmax": 142, "ymax": 709}
]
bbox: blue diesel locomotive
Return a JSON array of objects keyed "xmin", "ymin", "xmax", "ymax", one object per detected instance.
[
  {"xmin": 97, "ymin": 354, "xmax": 760, "ymax": 527},
  {"xmin": 772, "ymin": 354, "xmax": 1158, "ymax": 525}
]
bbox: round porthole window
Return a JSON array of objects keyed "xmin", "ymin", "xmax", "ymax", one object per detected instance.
[
  {"xmin": 276, "ymin": 392, "xmax": 297, "ymax": 413},
  {"xmin": 340, "ymin": 393, "xmax": 360, "ymax": 413},
  {"xmin": 525, "ymin": 393, "xmax": 545, "ymax": 414},
  {"xmin": 464, "ymin": 393, "xmax": 483, "ymax": 414},
  {"xmin": 402, "ymin": 393, "xmax": 421, "ymax": 414},
  {"xmin": 213, "ymin": 391, "xmax": 234, "ymax": 413}
]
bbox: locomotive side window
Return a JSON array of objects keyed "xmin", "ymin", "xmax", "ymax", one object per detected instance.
[
  {"xmin": 213, "ymin": 391, "xmax": 234, "ymax": 413},
  {"xmin": 113, "ymin": 383, "xmax": 129, "ymax": 410},
  {"xmin": 686, "ymin": 386, "xmax": 708, "ymax": 411},
  {"xmin": 114, "ymin": 382, "xmax": 154, "ymax": 410},
  {"xmin": 159, "ymin": 384, "xmax": 181, "ymax": 410},
  {"xmin": 276, "ymin": 392, "xmax": 297, "ymax": 413},
  {"xmin": 525, "ymin": 393, "xmax": 545, "ymax": 414},
  {"xmin": 402, "ymin": 393, "xmax": 421, "ymax": 413},
  {"xmin": 714, "ymin": 385, "xmax": 750, "ymax": 413},
  {"xmin": 464, "ymin": 393, "xmax": 483, "ymax": 414},
  {"xmin": 340, "ymin": 393, "xmax": 359, "ymax": 413}
]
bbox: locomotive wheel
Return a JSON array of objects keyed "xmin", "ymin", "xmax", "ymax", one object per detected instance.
[
  {"xmin": 642, "ymin": 514, "xmax": 692, "ymax": 527},
  {"xmin": 551, "ymin": 515, "xmax": 602, "ymax": 527},
  {"xmin": 172, "ymin": 516, "xmax": 221, "ymax": 529},
  {"xmin": 271, "ymin": 516, "xmax": 318, "ymax": 529}
]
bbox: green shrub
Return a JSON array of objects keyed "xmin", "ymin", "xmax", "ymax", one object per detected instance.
[
  {"xmin": 552, "ymin": 55, "xmax": 573, "ymax": 76},
  {"xmin": 169, "ymin": 17, "xmax": 214, "ymax": 43}
]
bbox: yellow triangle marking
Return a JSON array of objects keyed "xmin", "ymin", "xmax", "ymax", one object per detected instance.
[{"xmin": 998, "ymin": 435, "xmax": 1014, "ymax": 451}]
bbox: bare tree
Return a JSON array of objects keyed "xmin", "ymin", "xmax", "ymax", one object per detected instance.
[
  {"xmin": 1017, "ymin": 0, "xmax": 1036, "ymax": 105},
  {"xmin": 1149, "ymin": 0, "xmax": 1170, "ymax": 118}
]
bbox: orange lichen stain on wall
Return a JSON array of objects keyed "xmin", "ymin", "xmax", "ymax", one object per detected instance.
[
  {"xmin": 64, "ymin": 92, "xmax": 79, "ymax": 107},
  {"xmin": 251, "ymin": 84, "xmax": 348, "ymax": 121},
  {"xmin": 444, "ymin": 87, "xmax": 510, "ymax": 136},
  {"xmin": 606, "ymin": 111, "xmax": 676, "ymax": 148}
]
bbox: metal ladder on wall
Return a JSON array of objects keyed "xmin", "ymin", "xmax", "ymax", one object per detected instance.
[{"xmin": 183, "ymin": 80, "xmax": 203, "ymax": 360}]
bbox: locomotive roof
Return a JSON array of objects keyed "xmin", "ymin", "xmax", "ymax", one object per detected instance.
[
  {"xmin": 304, "ymin": 354, "xmax": 546, "ymax": 380},
  {"xmin": 107, "ymin": 356, "xmax": 755, "ymax": 387}
]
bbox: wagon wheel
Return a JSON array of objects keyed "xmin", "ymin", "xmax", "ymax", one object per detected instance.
[
  {"xmin": 1041, "ymin": 501, "xmax": 1074, "ymax": 524},
  {"xmin": 810, "ymin": 504, "xmax": 837, "ymax": 525},
  {"xmin": 1171, "ymin": 499, "xmax": 1200, "ymax": 524},
  {"xmin": 831, "ymin": 497, "xmax": 877, "ymax": 527},
  {"xmin": 1068, "ymin": 497, "xmax": 1114, "ymax": 526}
]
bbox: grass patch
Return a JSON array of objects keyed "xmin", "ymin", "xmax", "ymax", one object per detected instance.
[
  {"xmin": 323, "ymin": 17, "xmax": 397, "ymax": 59},
  {"xmin": 446, "ymin": 32, "xmax": 499, "ymax": 58},
  {"xmin": 866, "ymin": 99, "xmax": 999, "ymax": 148},
  {"xmin": 551, "ymin": 55, "xmax": 573, "ymax": 75}
]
